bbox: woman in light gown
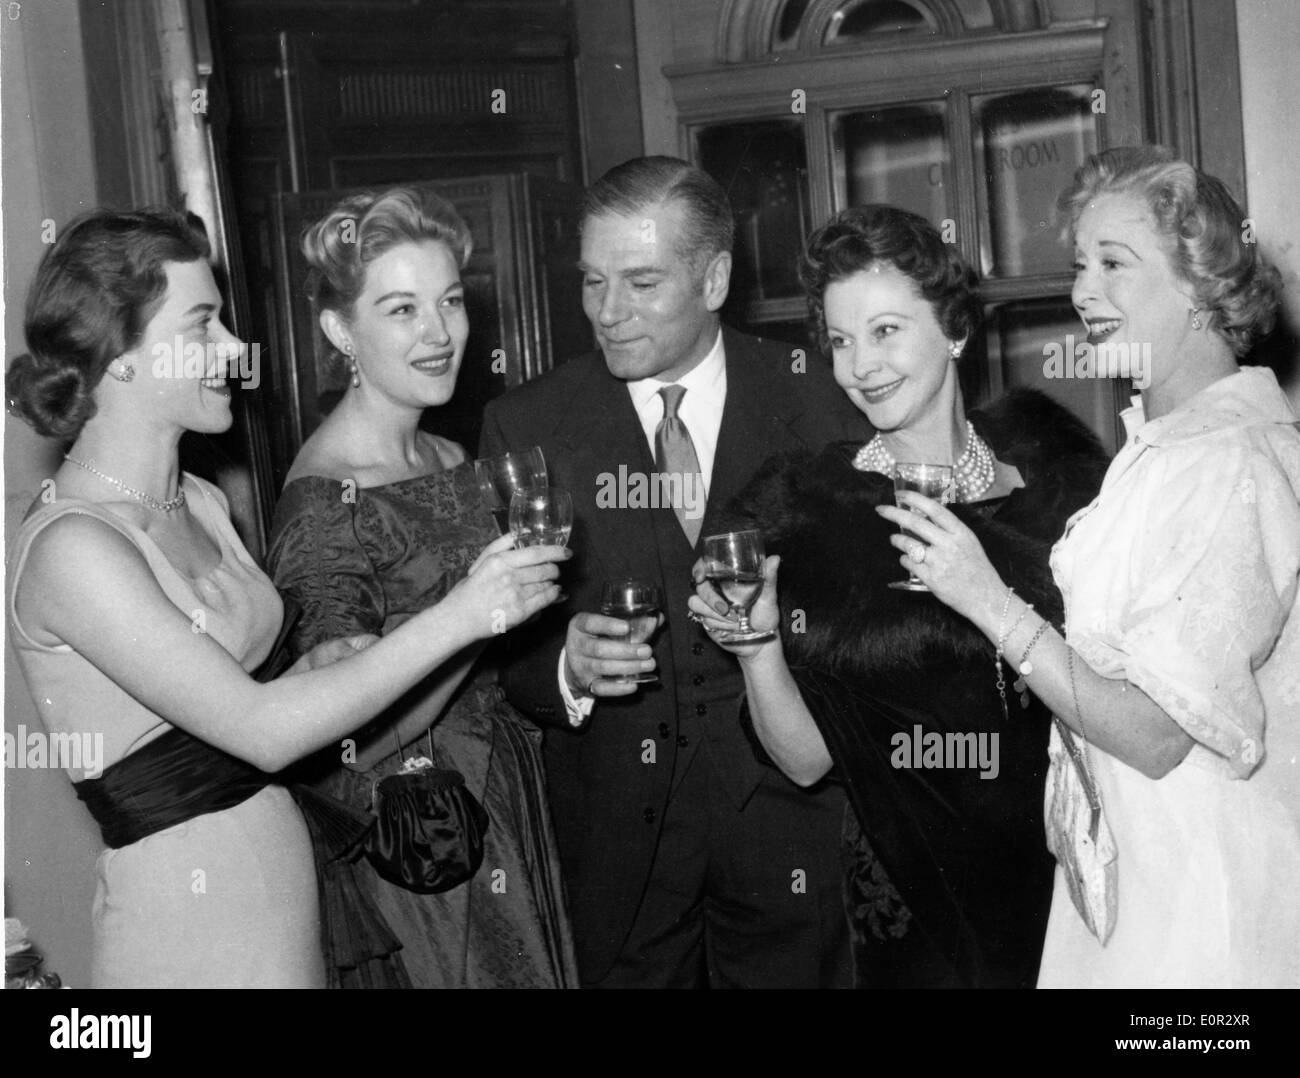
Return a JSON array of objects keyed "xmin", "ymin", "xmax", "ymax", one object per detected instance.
[
  {"xmin": 267, "ymin": 186, "xmax": 579, "ymax": 988},
  {"xmin": 5, "ymin": 208, "xmax": 566, "ymax": 988},
  {"xmin": 875, "ymin": 146, "xmax": 1300, "ymax": 987}
]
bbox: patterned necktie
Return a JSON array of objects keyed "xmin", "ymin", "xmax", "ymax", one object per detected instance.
[{"xmin": 654, "ymin": 384, "xmax": 704, "ymax": 545}]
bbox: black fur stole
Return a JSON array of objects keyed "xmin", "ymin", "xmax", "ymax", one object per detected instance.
[{"xmin": 726, "ymin": 390, "xmax": 1110, "ymax": 683}]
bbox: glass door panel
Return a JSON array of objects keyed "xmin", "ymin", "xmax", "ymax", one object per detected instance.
[
  {"xmin": 973, "ymin": 85, "xmax": 1098, "ymax": 278},
  {"xmin": 830, "ymin": 103, "xmax": 950, "ymax": 226},
  {"xmin": 695, "ymin": 120, "xmax": 811, "ymax": 305}
]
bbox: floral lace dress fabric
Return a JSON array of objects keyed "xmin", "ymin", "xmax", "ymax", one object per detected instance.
[
  {"xmin": 267, "ymin": 464, "xmax": 578, "ymax": 988},
  {"xmin": 1041, "ymin": 367, "xmax": 1300, "ymax": 987}
]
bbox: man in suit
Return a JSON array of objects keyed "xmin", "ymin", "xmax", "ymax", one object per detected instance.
[{"xmin": 480, "ymin": 156, "xmax": 870, "ymax": 988}]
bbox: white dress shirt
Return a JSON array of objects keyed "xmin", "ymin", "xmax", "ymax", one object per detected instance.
[{"xmin": 558, "ymin": 330, "xmax": 727, "ymax": 726}]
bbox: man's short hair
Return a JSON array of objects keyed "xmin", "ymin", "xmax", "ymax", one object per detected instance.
[{"xmin": 582, "ymin": 156, "xmax": 735, "ymax": 279}]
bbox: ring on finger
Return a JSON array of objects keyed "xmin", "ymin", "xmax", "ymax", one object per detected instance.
[{"xmin": 909, "ymin": 541, "xmax": 927, "ymax": 564}]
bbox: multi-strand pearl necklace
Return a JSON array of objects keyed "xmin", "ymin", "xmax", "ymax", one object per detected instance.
[
  {"xmin": 64, "ymin": 455, "xmax": 187, "ymax": 513},
  {"xmin": 852, "ymin": 420, "xmax": 996, "ymax": 502}
]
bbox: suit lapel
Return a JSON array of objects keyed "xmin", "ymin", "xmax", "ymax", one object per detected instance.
[
  {"xmin": 703, "ymin": 330, "xmax": 808, "ymax": 537},
  {"xmin": 551, "ymin": 333, "xmax": 813, "ymax": 563},
  {"xmin": 553, "ymin": 362, "xmax": 667, "ymax": 582}
]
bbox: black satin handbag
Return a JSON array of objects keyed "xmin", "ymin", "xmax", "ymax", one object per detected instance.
[{"xmin": 362, "ymin": 730, "xmax": 491, "ymax": 894}]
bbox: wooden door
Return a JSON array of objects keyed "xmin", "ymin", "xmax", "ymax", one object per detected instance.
[{"xmin": 210, "ymin": 13, "xmax": 586, "ymax": 528}]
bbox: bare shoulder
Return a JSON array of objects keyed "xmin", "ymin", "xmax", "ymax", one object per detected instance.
[
  {"xmin": 421, "ymin": 431, "xmax": 470, "ymax": 469},
  {"xmin": 284, "ymin": 415, "xmax": 362, "ymax": 485}
]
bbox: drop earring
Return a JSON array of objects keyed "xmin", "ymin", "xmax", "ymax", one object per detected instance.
[
  {"xmin": 948, "ymin": 340, "xmax": 963, "ymax": 360},
  {"xmin": 1189, "ymin": 308, "xmax": 1203, "ymax": 331},
  {"xmin": 343, "ymin": 344, "xmax": 360, "ymax": 388}
]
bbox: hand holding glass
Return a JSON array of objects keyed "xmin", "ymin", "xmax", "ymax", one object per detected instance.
[
  {"xmin": 599, "ymin": 579, "xmax": 662, "ymax": 685},
  {"xmin": 888, "ymin": 463, "xmax": 953, "ymax": 592},
  {"xmin": 474, "ymin": 447, "xmax": 547, "ymax": 534},
  {"xmin": 508, "ymin": 486, "xmax": 573, "ymax": 548},
  {"xmin": 702, "ymin": 529, "xmax": 775, "ymax": 644}
]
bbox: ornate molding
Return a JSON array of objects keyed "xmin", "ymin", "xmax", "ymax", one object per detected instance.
[
  {"xmin": 669, "ymin": 21, "xmax": 1106, "ymax": 117},
  {"xmin": 719, "ymin": 0, "xmax": 1020, "ymax": 62}
]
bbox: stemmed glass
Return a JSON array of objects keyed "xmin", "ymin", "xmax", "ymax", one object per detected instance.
[
  {"xmin": 701, "ymin": 529, "xmax": 775, "ymax": 644},
  {"xmin": 599, "ymin": 579, "xmax": 662, "ymax": 684},
  {"xmin": 887, "ymin": 462, "xmax": 954, "ymax": 592},
  {"xmin": 474, "ymin": 447, "xmax": 548, "ymax": 535},
  {"xmin": 508, "ymin": 486, "xmax": 573, "ymax": 548}
]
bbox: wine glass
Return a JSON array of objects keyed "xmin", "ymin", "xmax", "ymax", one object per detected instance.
[
  {"xmin": 701, "ymin": 529, "xmax": 775, "ymax": 644},
  {"xmin": 508, "ymin": 486, "xmax": 573, "ymax": 548},
  {"xmin": 474, "ymin": 447, "xmax": 548, "ymax": 534},
  {"xmin": 887, "ymin": 462, "xmax": 954, "ymax": 592},
  {"xmin": 599, "ymin": 579, "xmax": 662, "ymax": 685}
]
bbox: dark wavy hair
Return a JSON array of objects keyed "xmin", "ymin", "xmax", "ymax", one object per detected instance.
[
  {"xmin": 798, "ymin": 205, "xmax": 982, "ymax": 354},
  {"xmin": 582, "ymin": 156, "xmax": 735, "ymax": 282},
  {"xmin": 6, "ymin": 208, "xmax": 211, "ymax": 441},
  {"xmin": 1059, "ymin": 146, "xmax": 1281, "ymax": 357}
]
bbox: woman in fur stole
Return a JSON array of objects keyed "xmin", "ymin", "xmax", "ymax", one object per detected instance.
[{"xmin": 690, "ymin": 205, "xmax": 1109, "ymax": 987}]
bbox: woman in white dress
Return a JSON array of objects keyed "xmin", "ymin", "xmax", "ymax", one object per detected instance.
[{"xmin": 875, "ymin": 146, "xmax": 1300, "ymax": 987}]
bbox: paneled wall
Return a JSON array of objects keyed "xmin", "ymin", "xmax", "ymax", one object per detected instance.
[{"xmin": 212, "ymin": 0, "xmax": 587, "ymax": 501}]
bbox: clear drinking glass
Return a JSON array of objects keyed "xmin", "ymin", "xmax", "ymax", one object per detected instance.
[
  {"xmin": 474, "ymin": 447, "xmax": 548, "ymax": 534},
  {"xmin": 888, "ymin": 462, "xmax": 954, "ymax": 592},
  {"xmin": 599, "ymin": 579, "xmax": 662, "ymax": 685},
  {"xmin": 701, "ymin": 529, "xmax": 776, "ymax": 644},
  {"xmin": 508, "ymin": 486, "xmax": 573, "ymax": 548}
]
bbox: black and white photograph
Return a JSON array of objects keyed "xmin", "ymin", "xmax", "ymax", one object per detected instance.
[{"xmin": 2, "ymin": 0, "xmax": 1296, "ymax": 1052}]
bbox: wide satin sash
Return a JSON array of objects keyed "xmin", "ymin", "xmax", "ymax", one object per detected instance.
[
  {"xmin": 72, "ymin": 726, "xmax": 270, "ymax": 849},
  {"xmin": 67, "ymin": 596, "xmax": 409, "ymax": 985}
]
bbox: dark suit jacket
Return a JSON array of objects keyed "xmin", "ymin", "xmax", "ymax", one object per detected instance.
[{"xmin": 479, "ymin": 326, "xmax": 871, "ymax": 979}]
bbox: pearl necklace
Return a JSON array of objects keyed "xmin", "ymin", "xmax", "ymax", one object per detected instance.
[
  {"xmin": 852, "ymin": 420, "xmax": 996, "ymax": 502},
  {"xmin": 64, "ymin": 455, "xmax": 187, "ymax": 513}
]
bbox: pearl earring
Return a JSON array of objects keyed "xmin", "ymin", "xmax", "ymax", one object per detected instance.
[
  {"xmin": 342, "ymin": 344, "xmax": 360, "ymax": 388},
  {"xmin": 1190, "ymin": 308, "xmax": 1203, "ymax": 331}
]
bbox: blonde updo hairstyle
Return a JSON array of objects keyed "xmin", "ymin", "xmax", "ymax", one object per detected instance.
[
  {"xmin": 1059, "ymin": 146, "xmax": 1281, "ymax": 357},
  {"xmin": 301, "ymin": 187, "xmax": 473, "ymax": 369},
  {"xmin": 6, "ymin": 208, "xmax": 210, "ymax": 441}
]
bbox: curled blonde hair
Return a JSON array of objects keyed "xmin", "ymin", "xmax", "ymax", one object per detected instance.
[
  {"xmin": 301, "ymin": 186, "xmax": 472, "ymax": 363},
  {"xmin": 1059, "ymin": 146, "xmax": 1280, "ymax": 357}
]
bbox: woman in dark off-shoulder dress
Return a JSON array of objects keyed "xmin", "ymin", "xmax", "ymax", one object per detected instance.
[{"xmin": 268, "ymin": 186, "xmax": 578, "ymax": 988}]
